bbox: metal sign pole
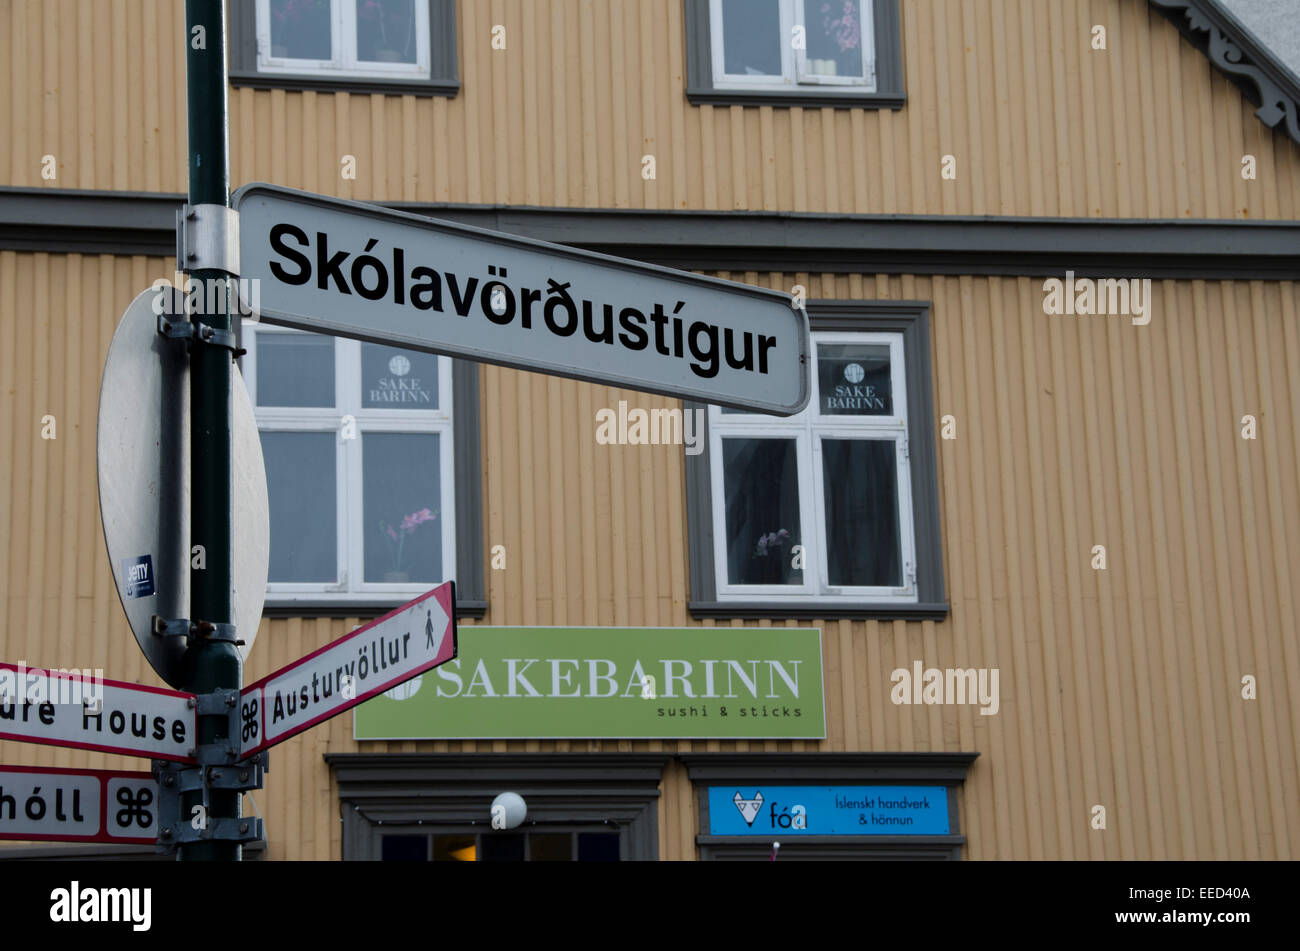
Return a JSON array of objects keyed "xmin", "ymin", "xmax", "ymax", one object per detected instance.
[{"xmin": 182, "ymin": 0, "xmax": 241, "ymax": 861}]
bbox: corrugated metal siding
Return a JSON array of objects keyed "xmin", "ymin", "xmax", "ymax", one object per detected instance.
[
  {"xmin": 1, "ymin": 0, "xmax": 1298, "ymax": 217},
  {"xmin": 1, "ymin": 254, "xmax": 1296, "ymax": 859}
]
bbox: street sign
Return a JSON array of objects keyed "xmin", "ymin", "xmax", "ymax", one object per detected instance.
[
  {"xmin": 0, "ymin": 663, "xmax": 196, "ymax": 762},
  {"xmin": 238, "ymin": 580, "xmax": 456, "ymax": 757},
  {"xmin": 232, "ymin": 183, "xmax": 811, "ymax": 416},
  {"xmin": 97, "ymin": 286, "xmax": 270, "ymax": 688},
  {"xmin": 0, "ymin": 765, "xmax": 158, "ymax": 845}
]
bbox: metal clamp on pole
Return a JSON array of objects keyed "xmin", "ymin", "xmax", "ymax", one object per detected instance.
[
  {"xmin": 154, "ymin": 757, "xmax": 268, "ymax": 801},
  {"xmin": 152, "ymin": 719, "xmax": 270, "ymax": 853},
  {"xmin": 151, "ymin": 617, "xmax": 244, "ymax": 646},
  {"xmin": 196, "ymin": 620, "xmax": 241, "ymax": 644},
  {"xmin": 157, "ymin": 309, "xmax": 242, "ymax": 355},
  {"xmin": 192, "ymin": 688, "xmax": 244, "ymax": 764},
  {"xmin": 152, "ymin": 615, "xmax": 196, "ymax": 640},
  {"xmin": 154, "ymin": 757, "xmax": 267, "ymax": 853},
  {"xmin": 177, "ymin": 203, "xmax": 240, "ymax": 277},
  {"xmin": 163, "ymin": 817, "xmax": 264, "ymax": 849}
]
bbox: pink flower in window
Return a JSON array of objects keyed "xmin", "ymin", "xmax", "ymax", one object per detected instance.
[
  {"xmin": 379, "ymin": 506, "xmax": 440, "ymax": 572},
  {"xmin": 820, "ymin": 0, "xmax": 861, "ymax": 53}
]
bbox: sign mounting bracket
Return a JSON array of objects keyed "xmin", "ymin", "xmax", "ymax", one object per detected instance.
[
  {"xmin": 152, "ymin": 615, "xmax": 243, "ymax": 646},
  {"xmin": 191, "ymin": 688, "xmax": 245, "ymax": 765},
  {"xmin": 177, "ymin": 203, "xmax": 241, "ymax": 277},
  {"xmin": 157, "ymin": 309, "xmax": 243, "ymax": 356},
  {"xmin": 153, "ymin": 753, "xmax": 269, "ymax": 853}
]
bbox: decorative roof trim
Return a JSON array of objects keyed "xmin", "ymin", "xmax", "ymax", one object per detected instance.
[{"xmin": 1151, "ymin": 0, "xmax": 1300, "ymax": 144}]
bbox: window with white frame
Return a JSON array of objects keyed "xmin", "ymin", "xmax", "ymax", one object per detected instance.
[
  {"xmin": 254, "ymin": 0, "xmax": 431, "ymax": 80},
  {"xmin": 244, "ymin": 325, "xmax": 455, "ymax": 605},
  {"xmin": 709, "ymin": 0, "xmax": 876, "ymax": 91},
  {"xmin": 708, "ymin": 331, "xmax": 917, "ymax": 605}
]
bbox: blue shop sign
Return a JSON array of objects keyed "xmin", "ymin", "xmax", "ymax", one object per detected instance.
[{"xmin": 707, "ymin": 785, "xmax": 949, "ymax": 836}]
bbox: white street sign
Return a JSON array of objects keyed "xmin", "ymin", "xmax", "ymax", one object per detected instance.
[
  {"xmin": 232, "ymin": 183, "xmax": 811, "ymax": 416},
  {"xmin": 238, "ymin": 581, "xmax": 456, "ymax": 757},
  {"xmin": 0, "ymin": 663, "xmax": 196, "ymax": 762},
  {"xmin": 0, "ymin": 765, "xmax": 158, "ymax": 845}
]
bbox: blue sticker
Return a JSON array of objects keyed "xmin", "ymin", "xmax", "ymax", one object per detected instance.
[
  {"xmin": 707, "ymin": 785, "xmax": 949, "ymax": 836},
  {"xmin": 123, "ymin": 555, "xmax": 155, "ymax": 599}
]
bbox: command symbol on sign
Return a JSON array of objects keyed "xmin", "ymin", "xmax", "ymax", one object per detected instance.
[{"xmin": 115, "ymin": 785, "xmax": 154, "ymax": 829}]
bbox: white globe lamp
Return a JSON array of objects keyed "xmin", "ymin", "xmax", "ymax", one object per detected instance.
[{"xmin": 490, "ymin": 792, "xmax": 527, "ymax": 830}]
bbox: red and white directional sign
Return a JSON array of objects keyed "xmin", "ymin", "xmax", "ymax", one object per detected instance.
[
  {"xmin": 0, "ymin": 663, "xmax": 196, "ymax": 762},
  {"xmin": 0, "ymin": 765, "xmax": 158, "ymax": 845},
  {"xmin": 239, "ymin": 581, "xmax": 456, "ymax": 757}
]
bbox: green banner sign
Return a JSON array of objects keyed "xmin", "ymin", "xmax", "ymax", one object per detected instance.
[{"xmin": 353, "ymin": 626, "xmax": 825, "ymax": 739}]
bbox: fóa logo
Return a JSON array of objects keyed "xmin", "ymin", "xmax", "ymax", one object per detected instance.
[{"xmin": 769, "ymin": 800, "xmax": 807, "ymax": 830}]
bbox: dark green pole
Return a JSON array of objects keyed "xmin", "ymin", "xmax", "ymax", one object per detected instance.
[{"xmin": 183, "ymin": 0, "xmax": 240, "ymax": 861}]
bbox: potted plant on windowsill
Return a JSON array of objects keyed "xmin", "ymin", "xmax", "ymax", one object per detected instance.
[{"xmin": 380, "ymin": 507, "xmax": 437, "ymax": 582}]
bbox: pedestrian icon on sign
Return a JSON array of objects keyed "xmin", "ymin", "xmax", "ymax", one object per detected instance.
[{"xmin": 425, "ymin": 609, "xmax": 435, "ymax": 649}]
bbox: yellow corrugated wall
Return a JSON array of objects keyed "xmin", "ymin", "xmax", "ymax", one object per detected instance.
[
  {"xmin": 1, "ymin": 0, "xmax": 1298, "ymax": 217},
  {"xmin": 1, "ymin": 254, "xmax": 1296, "ymax": 859}
]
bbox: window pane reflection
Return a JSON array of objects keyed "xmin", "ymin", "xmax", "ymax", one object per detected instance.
[
  {"xmin": 257, "ymin": 333, "xmax": 335, "ymax": 408},
  {"xmin": 432, "ymin": 835, "xmax": 477, "ymax": 861},
  {"xmin": 479, "ymin": 833, "xmax": 525, "ymax": 862},
  {"xmin": 363, "ymin": 433, "xmax": 442, "ymax": 583},
  {"xmin": 821, "ymin": 438, "xmax": 900, "ymax": 586},
  {"xmin": 722, "ymin": 437, "xmax": 802, "ymax": 585},
  {"xmin": 577, "ymin": 833, "xmax": 620, "ymax": 861},
  {"xmin": 528, "ymin": 834, "xmax": 572, "ymax": 861},
  {"xmin": 806, "ymin": 0, "xmax": 866, "ymax": 78},
  {"xmin": 722, "ymin": 0, "xmax": 782, "ymax": 76},
  {"xmin": 380, "ymin": 835, "xmax": 427, "ymax": 861},
  {"xmin": 269, "ymin": 0, "xmax": 332, "ymax": 59},
  {"xmin": 261, "ymin": 431, "xmax": 337, "ymax": 583},
  {"xmin": 356, "ymin": 0, "xmax": 418, "ymax": 63}
]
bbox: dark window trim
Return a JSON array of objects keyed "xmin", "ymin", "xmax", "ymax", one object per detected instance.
[
  {"xmin": 680, "ymin": 751, "xmax": 976, "ymax": 860},
  {"xmin": 258, "ymin": 357, "xmax": 486, "ymax": 619},
  {"xmin": 228, "ymin": 0, "xmax": 460, "ymax": 98},
  {"xmin": 7, "ymin": 188, "xmax": 1297, "ymax": 280},
  {"xmin": 687, "ymin": 300, "xmax": 946, "ymax": 621},
  {"xmin": 684, "ymin": 0, "xmax": 904, "ymax": 109},
  {"xmin": 327, "ymin": 753, "xmax": 669, "ymax": 860}
]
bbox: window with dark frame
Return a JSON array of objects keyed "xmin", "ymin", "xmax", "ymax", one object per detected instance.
[
  {"xmin": 243, "ymin": 325, "xmax": 485, "ymax": 616},
  {"xmin": 710, "ymin": 330, "xmax": 914, "ymax": 601},
  {"xmin": 685, "ymin": 0, "xmax": 904, "ymax": 108},
  {"xmin": 686, "ymin": 302, "xmax": 947, "ymax": 621},
  {"xmin": 229, "ymin": 0, "xmax": 459, "ymax": 97}
]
